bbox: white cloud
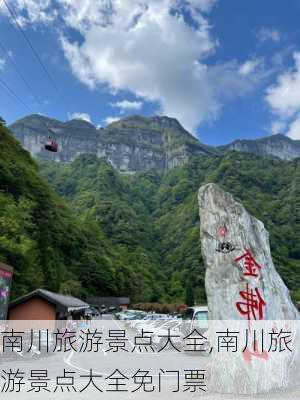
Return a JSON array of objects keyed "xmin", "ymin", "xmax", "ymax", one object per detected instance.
[
  {"xmin": 239, "ymin": 58, "xmax": 262, "ymax": 76},
  {"xmin": 266, "ymin": 52, "xmax": 300, "ymax": 118},
  {"xmin": 256, "ymin": 27, "xmax": 281, "ymax": 43},
  {"xmin": 3, "ymin": 0, "xmax": 263, "ymax": 134},
  {"xmin": 0, "ymin": 0, "xmax": 57, "ymax": 26},
  {"xmin": 58, "ymin": 0, "xmax": 261, "ymax": 133},
  {"xmin": 104, "ymin": 116, "xmax": 120, "ymax": 125},
  {"xmin": 286, "ymin": 114, "xmax": 300, "ymax": 140},
  {"xmin": 188, "ymin": 0, "xmax": 217, "ymax": 12},
  {"xmin": 173, "ymin": 0, "xmax": 217, "ymax": 14},
  {"xmin": 111, "ymin": 100, "xmax": 143, "ymax": 112},
  {"xmin": 68, "ymin": 112, "xmax": 92, "ymax": 123},
  {"xmin": 0, "ymin": 58, "xmax": 5, "ymax": 71},
  {"xmin": 0, "ymin": 2, "xmax": 8, "ymax": 15},
  {"xmin": 270, "ymin": 120, "xmax": 286, "ymax": 135},
  {"xmin": 266, "ymin": 52, "xmax": 300, "ymax": 140}
]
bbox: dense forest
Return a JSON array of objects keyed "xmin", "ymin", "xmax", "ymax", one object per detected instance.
[
  {"xmin": 39, "ymin": 144, "xmax": 300, "ymax": 304},
  {"xmin": 1, "ymin": 120, "xmax": 299, "ymax": 304},
  {"xmin": 0, "ymin": 121, "xmax": 159, "ymax": 300}
]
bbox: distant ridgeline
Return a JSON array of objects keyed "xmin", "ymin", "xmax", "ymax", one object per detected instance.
[
  {"xmin": 9, "ymin": 114, "xmax": 217, "ymax": 173},
  {"xmin": 2, "ymin": 116, "xmax": 300, "ymax": 305},
  {"xmin": 9, "ymin": 114, "xmax": 300, "ymax": 173}
]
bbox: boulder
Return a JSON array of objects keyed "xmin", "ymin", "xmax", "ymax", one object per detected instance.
[{"xmin": 198, "ymin": 183, "xmax": 299, "ymax": 394}]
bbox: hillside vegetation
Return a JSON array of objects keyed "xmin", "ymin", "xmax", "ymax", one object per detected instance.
[
  {"xmin": 39, "ymin": 150, "xmax": 300, "ymax": 304},
  {"xmin": 1, "ymin": 120, "xmax": 299, "ymax": 304},
  {"xmin": 0, "ymin": 122, "xmax": 159, "ymax": 300}
]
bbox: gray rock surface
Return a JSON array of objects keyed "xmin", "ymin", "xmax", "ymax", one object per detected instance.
[
  {"xmin": 9, "ymin": 115, "xmax": 300, "ymax": 174},
  {"xmin": 198, "ymin": 183, "xmax": 299, "ymax": 394},
  {"xmin": 221, "ymin": 134, "xmax": 300, "ymax": 161},
  {"xmin": 9, "ymin": 114, "xmax": 216, "ymax": 173}
]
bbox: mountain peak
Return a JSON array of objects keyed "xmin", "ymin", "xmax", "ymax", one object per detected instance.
[
  {"xmin": 14, "ymin": 113, "xmax": 62, "ymax": 126},
  {"xmin": 150, "ymin": 115, "xmax": 185, "ymax": 128},
  {"xmin": 9, "ymin": 113, "xmax": 216, "ymax": 172},
  {"xmin": 64, "ymin": 118, "xmax": 95, "ymax": 129},
  {"xmin": 107, "ymin": 114, "xmax": 186, "ymax": 132}
]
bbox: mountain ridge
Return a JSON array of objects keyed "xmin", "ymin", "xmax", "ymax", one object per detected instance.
[
  {"xmin": 221, "ymin": 133, "xmax": 300, "ymax": 161},
  {"xmin": 10, "ymin": 114, "xmax": 217, "ymax": 172},
  {"xmin": 9, "ymin": 114, "xmax": 300, "ymax": 172}
]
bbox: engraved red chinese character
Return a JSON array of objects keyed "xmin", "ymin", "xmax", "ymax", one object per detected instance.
[
  {"xmin": 235, "ymin": 249, "xmax": 262, "ymax": 277},
  {"xmin": 236, "ymin": 283, "xmax": 266, "ymax": 320},
  {"xmin": 243, "ymin": 340, "xmax": 269, "ymax": 363},
  {"xmin": 217, "ymin": 225, "xmax": 228, "ymax": 239}
]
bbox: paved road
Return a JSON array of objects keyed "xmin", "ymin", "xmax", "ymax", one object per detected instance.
[
  {"xmin": 66, "ymin": 316, "xmax": 210, "ymax": 376},
  {"xmin": 1, "ymin": 316, "xmax": 299, "ymax": 399}
]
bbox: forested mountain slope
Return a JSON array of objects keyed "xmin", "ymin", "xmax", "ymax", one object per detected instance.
[
  {"xmin": 0, "ymin": 122, "xmax": 160, "ymax": 301},
  {"xmin": 1, "ymin": 119, "xmax": 299, "ymax": 304},
  {"xmin": 39, "ymin": 151, "xmax": 300, "ymax": 304}
]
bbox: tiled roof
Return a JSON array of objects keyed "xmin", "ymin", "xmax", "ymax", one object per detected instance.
[{"xmin": 9, "ymin": 288, "xmax": 89, "ymax": 311}]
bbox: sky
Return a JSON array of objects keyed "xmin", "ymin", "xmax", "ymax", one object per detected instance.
[{"xmin": 1, "ymin": 0, "xmax": 300, "ymax": 145}]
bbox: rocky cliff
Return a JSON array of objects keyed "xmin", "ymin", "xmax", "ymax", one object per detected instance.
[
  {"xmin": 221, "ymin": 133, "xmax": 300, "ymax": 161},
  {"xmin": 9, "ymin": 114, "xmax": 217, "ymax": 173},
  {"xmin": 9, "ymin": 114, "xmax": 300, "ymax": 172}
]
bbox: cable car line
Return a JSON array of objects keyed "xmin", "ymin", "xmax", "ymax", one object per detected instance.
[
  {"xmin": 1, "ymin": 0, "xmax": 60, "ymax": 152},
  {"xmin": 0, "ymin": 38, "xmax": 40, "ymax": 107},
  {"xmin": 0, "ymin": 77, "xmax": 33, "ymax": 113},
  {"xmin": 2, "ymin": 0, "xmax": 62, "ymax": 99}
]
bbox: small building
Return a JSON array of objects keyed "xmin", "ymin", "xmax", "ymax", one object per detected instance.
[
  {"xmin": 87, "ymin": 296, "xmax": 130, "ymax": 311},
  {"xmin": 8, "ymin": 289, "xmax": 89, "ymax": 321}
]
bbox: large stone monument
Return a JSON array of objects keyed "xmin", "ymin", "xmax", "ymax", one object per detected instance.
[{"xmin": 198, "ymin": 183, "xmax": 299, "ymax": 394}]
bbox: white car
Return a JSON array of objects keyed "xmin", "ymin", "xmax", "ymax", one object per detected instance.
[
  {"xmin": 118, "ymin": 310, "xmax": 144, "ymax": 320},
  {"xmin": 136, "ymin": 318, "xmax": 177, "ymax": 335},
  {"xmin": 130, "ymin": 317, "xmax": 147, "ymax": 329},
  {"xmin": 150, "ymin": 320, "xmax": 182, "ymax": 348},
  {"xmin": 134, "ymin": 314, "xmax": 167, "ymax": 332}
]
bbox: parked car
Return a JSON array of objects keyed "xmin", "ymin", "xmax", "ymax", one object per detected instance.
[
  {"xmin": 179, "ymin": 305, "xmax": 209, "ymax": 352},
  {"xmin": 85, "ymin": 306, "xmax": 101, "ymax": 319},
  {"xmin": 151, "ymin": 320, "xmax": 182, "ymax": 348},
  {"xmin": 135, "ymin": 316, "xmax": 173, "ymax": 334},
  {"xmin": 117, "ymin": 309, "xmax": 145, "ymax": 321},
  {"xmin": 182, "ymin": 306, "xmax": 208, "ymax": 331}
]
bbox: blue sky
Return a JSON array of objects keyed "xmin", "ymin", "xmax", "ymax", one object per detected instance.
[{"xmin": 1, "ymin": 0, "xmax": 300, "ymax": 145}]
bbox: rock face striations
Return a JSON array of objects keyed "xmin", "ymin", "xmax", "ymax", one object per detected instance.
[
  {"xmin": 198, "ymin": 183, "xmax": 299, "ymax": 394},
  {"xmin": 222, "ymin": 133, "xmax": 300, "ymax": 161},
  {"xmin": 9, "ymin": 114, "xmax": 216, "ymax": 173},
  {"xmin": 9, "ymin": 114, "xmax": 300, "ymax": 173}
]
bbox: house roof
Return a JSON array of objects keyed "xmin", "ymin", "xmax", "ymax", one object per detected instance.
[
  {"xmin": 87, "ymin": 296, "xmax": 130, "ymax": 306},
  {"xmin": 9, "ymin": 289, "xmax": 89, "ymax": 312}
]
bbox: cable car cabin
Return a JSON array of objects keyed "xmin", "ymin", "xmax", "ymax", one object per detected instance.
[{"xmin": 45, "ymin": 139, "xmax": 58, "ymax": 152}]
